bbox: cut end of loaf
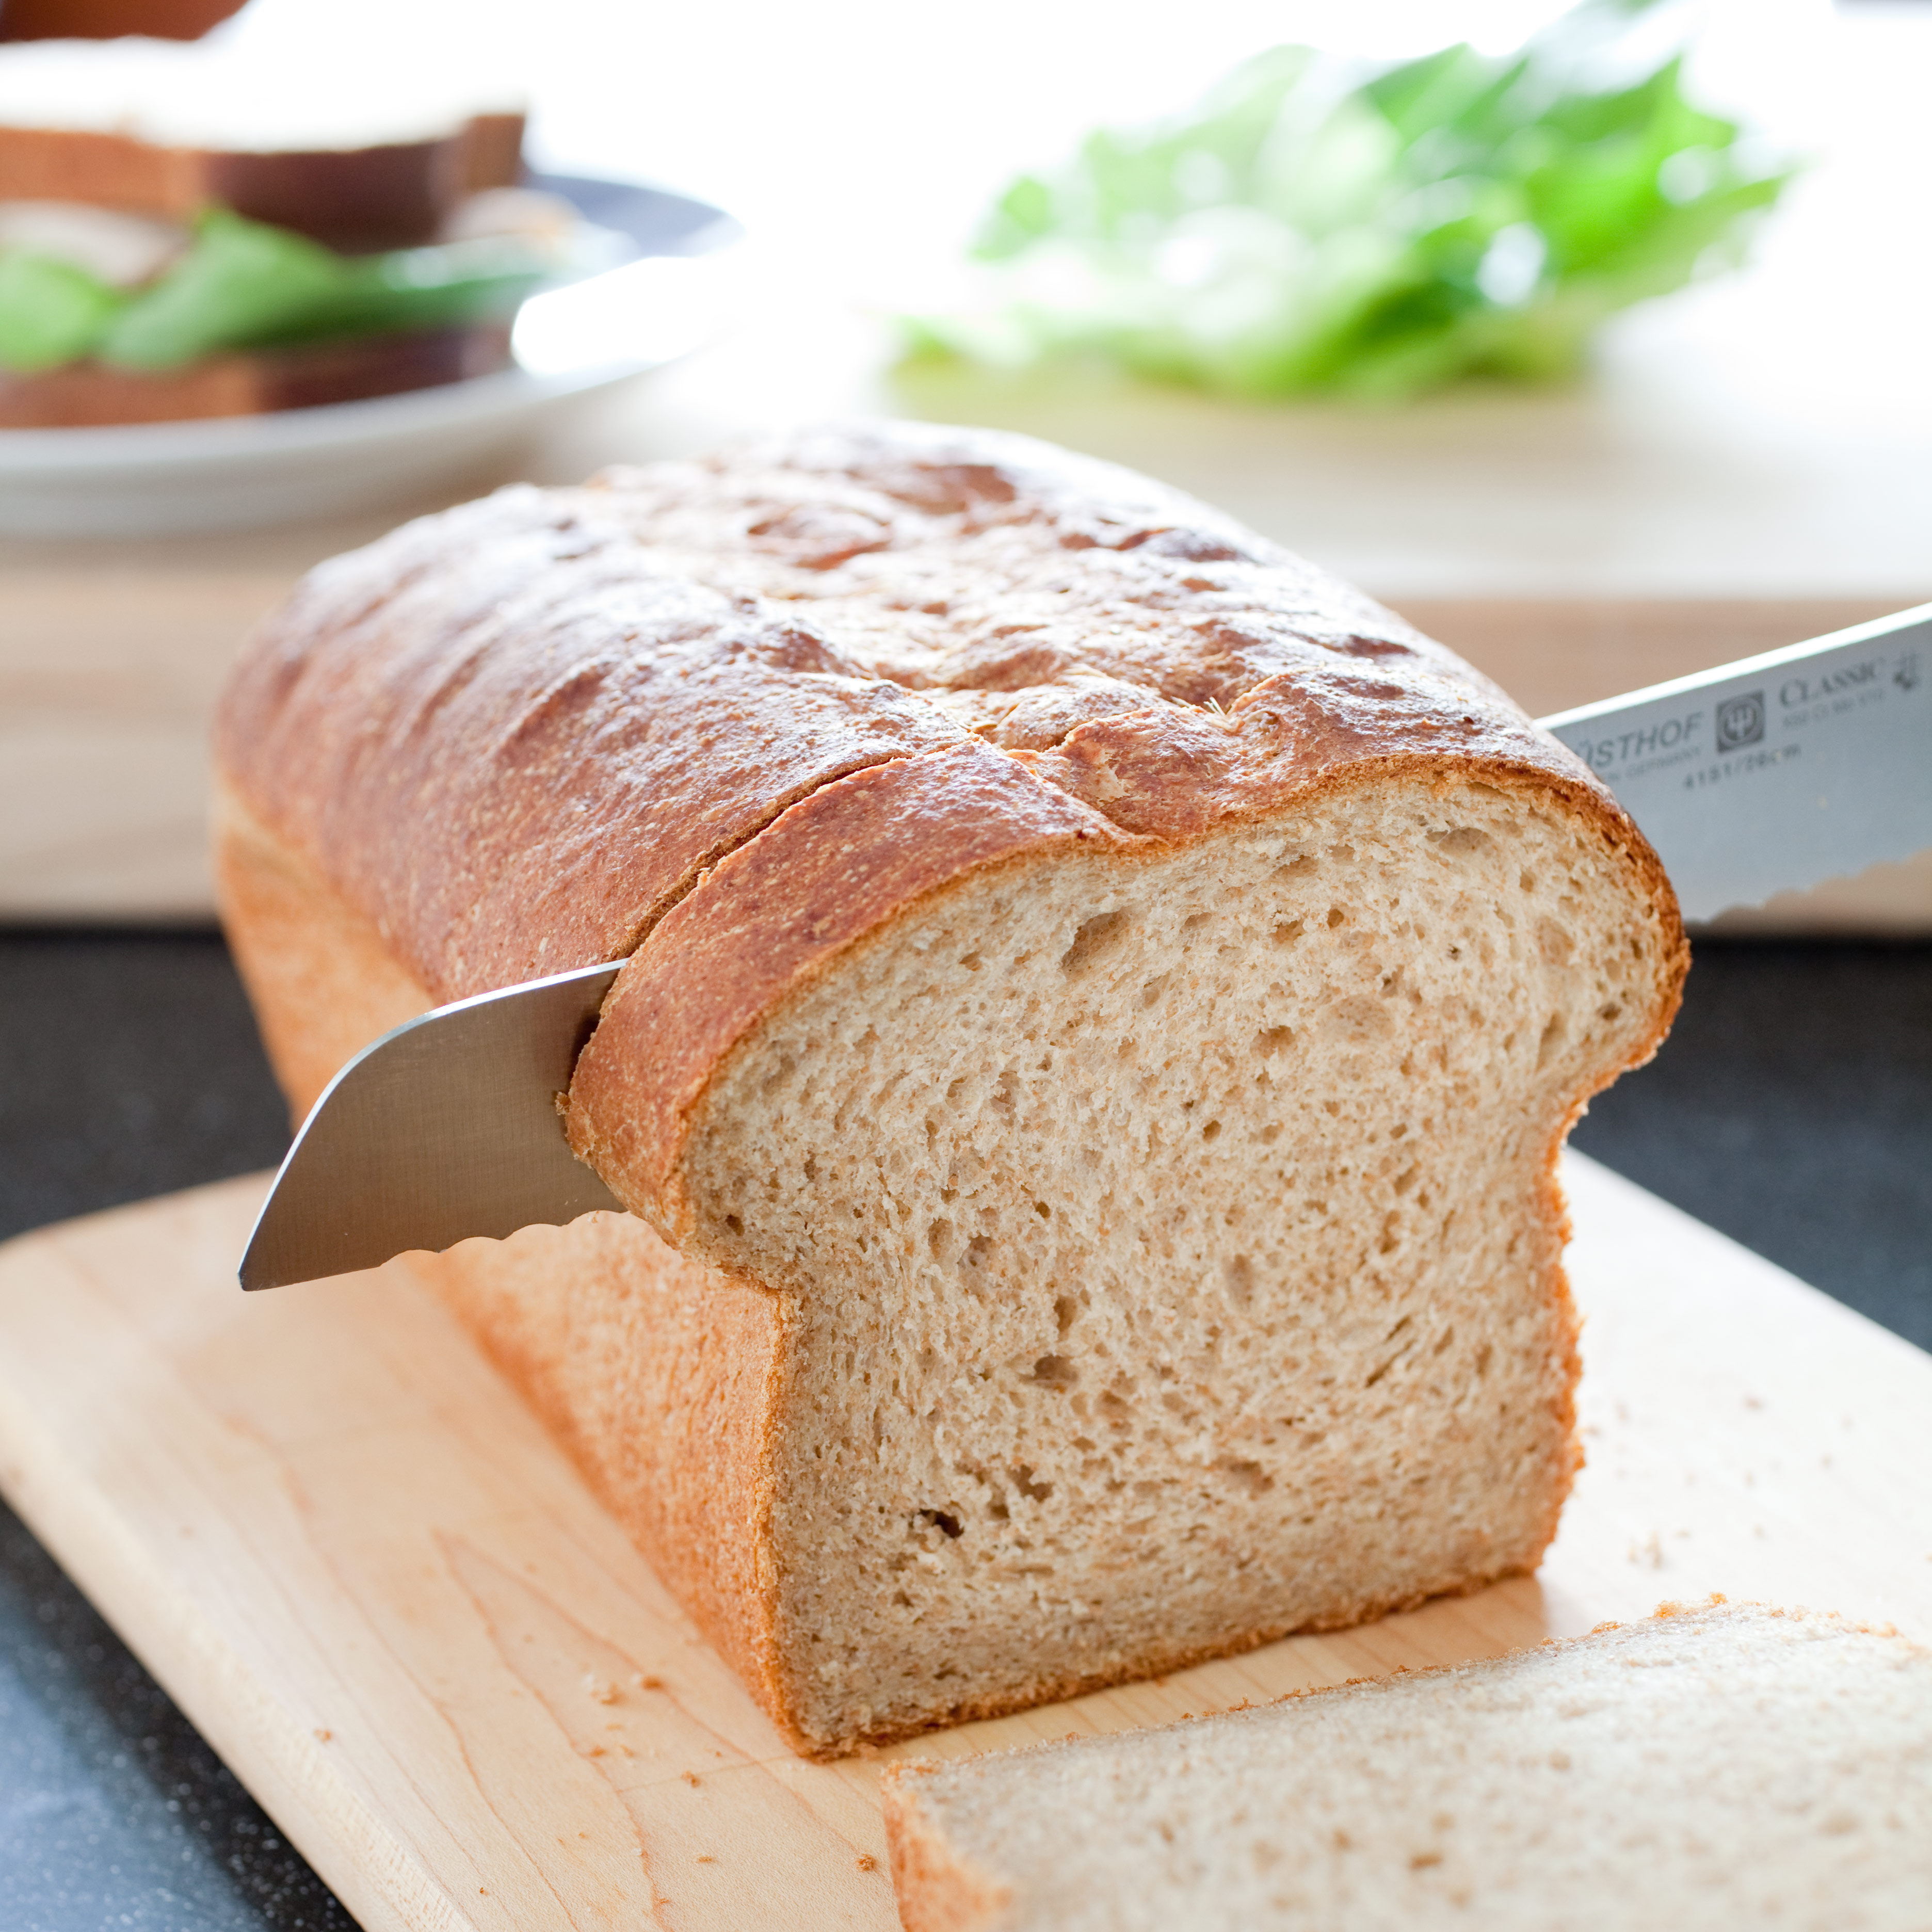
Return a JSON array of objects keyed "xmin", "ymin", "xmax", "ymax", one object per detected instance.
[{"xmin": 600, "ymin": 761, "xmax": 1678, "ymax": 1754}]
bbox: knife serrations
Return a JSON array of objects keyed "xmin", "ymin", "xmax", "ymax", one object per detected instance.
[
  {"xmin": 239, "ymin": 960, "xmax": 625, "ymax": 1291},
  {"xmin": 1539, "ymin": 605, "xmax": 1932, "ymax": 923}
]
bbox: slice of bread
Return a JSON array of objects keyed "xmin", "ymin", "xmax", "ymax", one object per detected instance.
[
  {"xmin": 0, "ymin": 38, "xmax": 523, "ymax": 251},
  {"xmin": 881, "ymin": 1600, "xmax": 1932, "ymax": 1931},
  {"xmin": 0, "ymin": 319, "xmax": 510, "ymax": 426},
  {"xmin": 213, "ymin": 423, "xmax": 1685, "ymax": 1756}
]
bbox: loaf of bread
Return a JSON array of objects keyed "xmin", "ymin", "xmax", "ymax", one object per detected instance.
[
  {"xmin": 213, "ymin": 422, "xmax": 1685, "ymax": 1758},
  {"xmin": 880, "ymin": 1599, "xmax": 1932, "ymax": 1930}
]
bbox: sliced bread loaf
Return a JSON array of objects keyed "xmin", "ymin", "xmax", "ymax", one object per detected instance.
[
  {"xmin": 881, "ymin": 1600, "xmax": 1932, "ymax": 1931},
  {"xmin": 213, "ymin": 422, "xmax": 1685, "ymax": 1756}
]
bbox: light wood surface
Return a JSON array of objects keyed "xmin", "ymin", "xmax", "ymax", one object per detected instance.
[
  {"xmin": 5, "ymin": 562, "xmax": 1926, "ymax": 928},
  {"xmin": 2, "ymin": 571, "xmax": 292, "ymax": 917},
  {"xmin": 0, "ymin": 1154, "xmax": 1925, "ymax": 1931}
]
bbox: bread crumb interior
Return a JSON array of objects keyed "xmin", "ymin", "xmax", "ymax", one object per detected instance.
[{"xmin": 683, "ymin": 776, "xmax": 1663, "ymax": 1748}]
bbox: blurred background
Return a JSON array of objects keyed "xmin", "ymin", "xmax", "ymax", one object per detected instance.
[
  {"xmin": 1, "ymin": 2, "xmax": 1927, "ymax": 1926},
  {"xmin": 5, "ymin": 0, "xmax": 1931, "ymax": 917}
]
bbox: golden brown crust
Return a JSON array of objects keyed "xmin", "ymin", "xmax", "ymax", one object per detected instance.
[
  {"xmin": 0, "ymin": 115, "xmax": 522, "ymax": 250},
  {"xmin": 218, "ymin": 418, "xmax": 1682, "ymax": 1144},
  {"xmin": 215, "ymin": 481, "xmax": 971, "ymax": 1000},
  {"xmin": 458, "ymin": 112, "xmax": 527, "ymax": 195},
  {"xmin": 0, "ymin": 324, "xmax": 511, "ymax": 429},
  {"xmin": 212, "ymin": 782, "xmax": 433, "ymax": 1119},
  {"xmin": 213, "ymin": 796, "xmax": 810, "ymax": 1749},
  {"xmin": 0, "ymin": 123, "xmax": 201, "ymax": 219}
]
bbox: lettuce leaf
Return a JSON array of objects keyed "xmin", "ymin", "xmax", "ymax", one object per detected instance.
[
  {"xmin": 99, "ymin": 208, "xmax": 547, "ymax": 371},
  {"xmin": 905, "ymin": 0, "xmax": 1790, "ymax": 401},
  {"xmin": 0, "ymin": 207, "xmax": 551, "ymax": 376},
  {"xmin": 0, "ymin": 253, "xmax": 124, "ymax": 374},
  {"xmin": 100, "ymin": 210, "xmax": 347, "ymax": 368}
]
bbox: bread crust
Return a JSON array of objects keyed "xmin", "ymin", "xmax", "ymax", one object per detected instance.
[
  {"xmin": 0, "ymin": 323, "xmax": 512, "ymax": 430},
  {"xmin": 214, "ymin": 421, "xmax": 1685, "ymax": 1758},
  {"xmin": 0, "ymin": 114, "xmax": 524, "ymax": 250},
  {"xmin": 213, "ymin": 788, "xmax": 810, "ymax": 1748},
  {"xmin": 215, "ymin": 479, "xmax": 972, "ymax": 998},
  {"xmin": 216, "ymin": 420, "xmax": 1682, "ymax": 1033},
  {"xmin": 213, "ymin": 782, "xmax": 434, "ymax": 1117}
]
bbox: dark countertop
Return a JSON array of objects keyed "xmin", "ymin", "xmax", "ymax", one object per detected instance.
[{"xmin": 1, "ymin": 927, "xmax": 1927, "ymax": 1930}]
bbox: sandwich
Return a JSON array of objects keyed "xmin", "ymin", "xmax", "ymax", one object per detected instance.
[{"xmin": 0, "ymin": 34, "xmax": 576, "ymax": 426}]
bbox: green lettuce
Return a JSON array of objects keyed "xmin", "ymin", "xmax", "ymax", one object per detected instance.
[
  {"xmin": 904, "ymin": 0, "xmax": 1790, "ymax": 401},
  {"xmin": 99, "ymin": 209, "xmax": 348, "ymax": 368},
  {"xmin": 101, "ymin": 210, "xmax": 547, "ymax": 369},
  {"xmin": 0, "ymin": 207, "xmax": 550, "ymax": 377},
  {"xmin": 0, "ymin": 252, "xmax": 123, "ymax": 374}
]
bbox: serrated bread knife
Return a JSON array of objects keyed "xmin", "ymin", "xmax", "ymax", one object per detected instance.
[{"xmin": 239, "ymin": 603, "xmax": 1931, "ymax": 1292}]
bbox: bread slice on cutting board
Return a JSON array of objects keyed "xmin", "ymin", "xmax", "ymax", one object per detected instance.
[
  {"xmin": 212, "ymin": 422, "xmax": 1685, "ymax": 1757},
  {"xmin": 879, "ymin": 1599, "xmax": 1932, "ymax": 1931}
]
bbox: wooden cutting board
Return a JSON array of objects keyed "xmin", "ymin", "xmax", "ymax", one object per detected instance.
[{"xmin": 0, "ymin": 1153, "xmax": 1927, "ymax": 1932}]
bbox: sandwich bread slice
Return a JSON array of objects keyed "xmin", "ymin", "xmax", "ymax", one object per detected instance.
[{"xmin": 881, "ymin": 1599, "xmax": 1932, "ymax": 1931}]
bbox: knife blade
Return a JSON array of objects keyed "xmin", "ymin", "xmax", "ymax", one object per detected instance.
[
  {"xmin": 239, "ymin": 961, "xmax": 622, "ymax": 1291},
  {"xmin": 1541, "ymin": 604, "xmax": 1931, "ymax": 923},
  {"xmin": 239, "ymin": 604, "xmax": 1931, "ymax": 1292}
]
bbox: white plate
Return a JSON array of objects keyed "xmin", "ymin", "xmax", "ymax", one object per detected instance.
[{"xmin": 0, "ymin": 176, "xmax": 747, "ymax": 537}]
